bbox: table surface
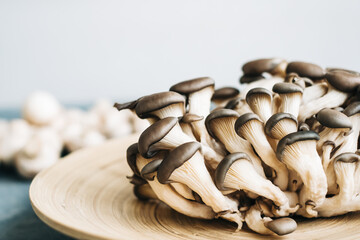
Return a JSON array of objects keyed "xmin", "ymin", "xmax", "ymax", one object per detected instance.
[{"xmin": 0, "ymin": 109, "xmax": 74, "ymax": 240}]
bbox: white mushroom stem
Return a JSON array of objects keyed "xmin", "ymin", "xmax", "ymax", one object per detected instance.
[
  {"xmin": 282, "ymin": 140, "xmax": 327, "ymax": 217},
  {"xmin": 224, "ymin": 160, "xmax": 297, "ymax": 216},
  {"xmin": 170, "ymin": 183, "xmax": 195, "ymax": 200},
  {"xmin": 302, "ymin": 82, "xmax": 328, "ymax": 104},
  {"xmin": 288, "ymin": 170, "xmax": 303, "ymax": 192},
  {"xmin": 245, "ymin": 205, "xmax": 274, "ymax": 235},
  {"xmin": 238, "ymin": 120, "xmax": 288, "ymax": 190},
  {"xmin": 151, "ymin": 103, "xmax": 185, "ymax": 120},
  {"xmin": 333, "ymin": 113, "xmax": 360, "ymax": 156},
  {"xmin": 247, "ymin": 93, "xmax": 273, "ymax": 122},
  {"xmin": 179, "ymin": 122, "xmax": 197, "ymax": 140},
  {"xmin": 169, "ymin": 151, "xmax": 243, "ymax": 228},
  {"xmin": 136, "ymin": 155, "xmax": 215, "ymax": 220},
  {"xmin": 298, "ymin": 85, "xmax": 351, "ymax": 122},
  {"xmin": 277, "ymin": 92, "xmax": 302, "ymax": 118},
  {"xmin": 316, "ymin": 158, "xmax": 360, "ymax": 217},
  {"xmin": 210, "ymin": 118, "xmax": 265, "ymax": 177}
]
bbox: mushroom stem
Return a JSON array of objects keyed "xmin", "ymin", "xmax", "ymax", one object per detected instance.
[
  {"xmin": 302, "ymin": 82, "xmax": 328, "ymax": 104},
  {"xmin": 135, "ymin": 154, "xmax": 215, "ymax": 220},
  {"xmin": 298, "ymin": 85, "xmax": 350, "ymax": 122}
]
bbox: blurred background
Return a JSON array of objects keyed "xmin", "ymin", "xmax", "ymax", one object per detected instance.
[
  {"xmin": 1, "ymin": 0, "xmax": 360, "ymax": 108},
  {"xmin": 1, "ymin": 1, "xmax": 360, "ymax": 239}
]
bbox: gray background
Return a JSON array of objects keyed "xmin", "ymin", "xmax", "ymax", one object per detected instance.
[{"xmin": 1, "ymin": 0, "xmax": 360, "ymax": 108}]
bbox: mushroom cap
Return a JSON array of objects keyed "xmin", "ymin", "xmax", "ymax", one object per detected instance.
[
  {"xmin": 214, "ymin": 152, "xmax": 251, "ymax": 191},
  {"xmin": 242, "ymin": 58, "xmax": 286, "ymax": 76},
  {"xmin": 126, "ymin": 143, "xmax": 141, "ymax": 176},
  {"xmin": 316, "ymin": 108, "xmax": 352, "ymax": 129},
  {"xmin": 325, "ymin": 70, "xmax": 360, "ymax": 92},
  {"xmin": 140, "ymin": 159, "xmax": 163, "ymax": 180},
  {"xmin": 128, "ymin": 174, "xmax": 147, "ymax": 186},
  {"xmin": 157, "ymin": 142, "xmax": 201, "ymax": 184},
  {"xmin": 234, "ymin": 113, "xmax": 262, "ymax": 139},
  {"xmin": 224, "ymin": 97, "xmax": 242, "ymax": 110},
  {"xmin": 334, "ymin": 152, "xmax": 360, "ymax": 163},
  {"xmin": 299, "ymin": 122, "xmax": 310, "ymax": 131},
  {"xmin": 264, "ymin": 218, "xmax": 297, "ymax": 236},
  {"xmin": 138, "ymin": 117, "xmax": 178, "ymax": 158},
  {"xmin": 265, "ymin": 113, "xmax": 298, "ymax": 138},
  {"xmin": 114, "ymin": 100, "xmax": 139, "ymax": 111},
  {"xmin": 205, "ymin": 109, "xmax": 240, "ymax": 140},
  {"xmin": 212, "ymin": 87, "xmax": 240, "ymax": 100},
  {"xmin": 245, "ymin": 87, "xmax": 273, "ymax": 105},
  {"xmin": 180, "ymin": 113, "xmax": 204, "ymax": 123},
  {"xmin": 286, "ymin": 61, "xmax": 325, "ymax": 79},
  {"xmin": 169, "ymin": 77, "xmax": 215, "ymax": 95},
  {"xmin": 134, "ymin": 91, "xmax": 185, "ymax": 118},
  {"xmin": 239, "ymin": 75, "xmax": 266, "ymax": 84},
  {"xmin": 272, "ymin": 82, "xmax": 303, "ymax": 94},
  {"xmin": 343, "ymin": 101, "xmax": 360, "ymax": 117},
  {"xmin": 276, "ymin": 131, "xmax": 320, "ymax": 160}
]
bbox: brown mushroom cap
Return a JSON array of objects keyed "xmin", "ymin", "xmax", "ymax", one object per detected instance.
[
  {"xmin": 285, "ymin": 73, "xmax": 314, "ymax": 87},
  {"xmin": 272, "ymin": 82, "xmax": 303, "ymax": 94},
  {"xmin": 212, "ymin": 87, "xmax": 240, "ymax": 100},
  {"xmin": 138, "ymin": 117, "xmax": 178, "ymax": 158},
  {"xmin": 276, "ymin": 131, "xmax": 320, "ymax": 160},
  {"xmin": 242, "ymin": 58, "xmax": 285, "ymax": 76},
  {"xmin": 127, "ymin": 143, "xmax": 141, "ymax": 176},
  {"xmin": 169, "ymin": 77, "xmax": 215, "ymax": 95},
  {"xmin": 134, "ymin": 91, "xmax": 185, "ymax": 119},
  {"xmin": 239, "ymin": 75, "xmax": 266, "ymax": 84},
  {"xmin": 264, "ymin": 218, "xmax": 297, "ymax": 236},
  {"xmin": 214, "ymin": 152, "xmax": 251, "ymax": 191},
  {"xmin": 325, "ymin": 70, "xmax": 360, "ymax": 92},
  {"xmin": 316, "ymin": 108, "xmax": 352, "ymax": 129},
  {"xmin": 114, "ymin": 99, "xmax": 139, "ymax": 111},
  {"xmin": 140, "ymin": 159, "xmax": 163, "ymax": 180},
  {"xmin": 180, "ymin": 113, "xmax": 204, "ymax": 123},
  {"xmin": 127, "ymin": 174, "xmax": 147, "ymax": 186},
  {"xmin": 265, "ymin": 113, "xmax": 298, "ymax": 138},
  {"xmin": 224, "ymin": 97, "xmax": 242, "ymax": 110},
  {"xmin": 343, "ymin": 101, "xmax": 360, "ymax": 117},
  {"xmin": 234, "ymin": 113, "xmax": 262, "ymax": 139},
  {"xmin": 157, "ymin": 142, "xmax": 201, "ymax": 184},
  {"xmin": 299, "ymin": 122, "xmax": 310, "ymax": 131},
  {"xmin": 286, "ymin": 61, "xmax": 325, "ymax": 79},
  {"xmin": 245, "ymin": 87, "xmax": 272, "ymax": 105},
  {"xmin": 334, "ymin": 152, "xmax": 360, "ymax": 163},
  {"xmin": 205, "ymin": 109, "xmax": 240, "ymax": 140}
]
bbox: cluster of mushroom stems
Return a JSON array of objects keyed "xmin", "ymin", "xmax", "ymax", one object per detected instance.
[
  {"xmin": 0, "ymin": 92, "xmax": 148, "ymax": 178},
  {"xmin": 119, "ymin": 58, "xmax": 360, "ymax": 236}
]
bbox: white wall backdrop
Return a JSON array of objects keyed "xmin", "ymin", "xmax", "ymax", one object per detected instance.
[{"xmin": 1, "ymin": 0, "xmax": 360, "ymax": 107}]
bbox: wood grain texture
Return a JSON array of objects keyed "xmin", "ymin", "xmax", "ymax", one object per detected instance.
[{"xmin": 30, "ymin": 135, "xmax": 360, "ymax": 240}]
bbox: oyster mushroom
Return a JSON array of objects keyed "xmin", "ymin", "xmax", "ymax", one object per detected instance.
[
  {"xmin": 286, "ymin": 61, "xmax": 325, "ymax": 81},
  {"xmin": 284, "ymin": 73, "xmax": 313, "ymax": 89},
  {"xmin": 242, "ymin": 58, "xmax": 287, "ymax": 77},
  {"xmin": 245, "ymin": 204, "xmax": 297, "ymax": 235},
  {"xmin": 235, "ymin": 113, "xmax": 288, "ymax": 190},
  {"xmin": 179, "ymin": 113, "xmax": 203, "ymax": 140},
  {"xmin": 298, "ymin": 70, "xmax": 358, "ymax": 122},
  {"xmin": 212, "ymin": 87, "xmax": 240, "ymax": 108},
  {"xmin": 205, "ymin": 109, "xmax": 264, "ymax": 176},
  {"xmin": 316, "ymin": 153, "xmax": 360, "ymax": 217},
  {"xmin": 215, "ymin": 153, "xmax": 297, "ymax": 216},
  {"xmin": 138, "ymin": 117, "xmax": 222, "ymax": 169},
  {"xmin": 316, "ymin": 109, "xmax": 352, "ymax": 184},
  {"xmin": 224, "ymin": 98, "xmax": 253, "ymax": 115},
  {"xmin": 245, "ymin": 88, "xmax": 273, "ymax": 122},
  {"xmin": 169, "ymin": 77, "xmax": 215, "ymax": 147},
  {"xmin": 157, "ymin": 142, "xmax": 243, "ymax": 228},
  {"xmin": 277, "ymin": 131, "xmax": 327, "ymax": 217},
  {"xmin": 265, "ymin": 113, "xmax": 298, "ymax": 140},
  {"xmin": 272, "ymin": 83, "xmax": 303, "ymax": 118},
  {"xmin": 334, "ymin": 101, "xmax": 360, "ymax": 156},
  {"xmin": 129, "ymin": 143, "xmax": 216, "ymax": 220},
  {"xmin": 302, "ymin": 81, "xmax": 328, "ymax": 104}
]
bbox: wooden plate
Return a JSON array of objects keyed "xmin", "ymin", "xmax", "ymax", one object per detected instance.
[{"xmin": 30, "ymin": 135, "xmax": 360, "ymax": 240}]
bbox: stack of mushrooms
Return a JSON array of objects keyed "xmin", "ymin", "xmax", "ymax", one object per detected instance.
[{"xmin": 116, "ymin": 58, "xmax": 360, "ymax": 236}]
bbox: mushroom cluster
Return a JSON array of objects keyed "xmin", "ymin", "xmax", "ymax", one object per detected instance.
[
  {"xmin": 120, "ymin": 58, "xmax": 360, "ymax": 236},
  {"xmin": 0, "ymin": 91, "xmax": 148, "ymax": 178}
]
